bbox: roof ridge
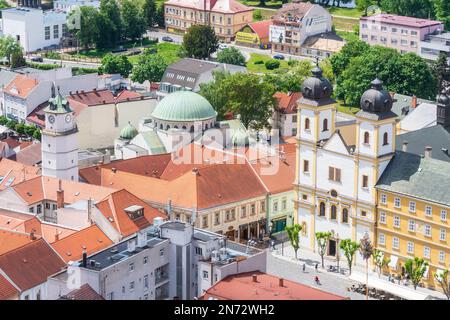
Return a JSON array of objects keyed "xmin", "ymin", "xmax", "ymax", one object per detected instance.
[
  {"xmin": 107, "ymin": 194, "xmax": 121, "ymax": 234},
  {"xmin": 0, "ymin": 237, "xmax": 46, "ymax": 258}
]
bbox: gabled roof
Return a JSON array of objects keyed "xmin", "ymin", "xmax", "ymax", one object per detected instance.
[
  {"xmin": 8, "ymin": 142, "xmax": 42, "ymax": 166},
  {"xmin": 0, "ymin": 229, "xmax": 38, "ymax": 255},
  {"xmin": 60, "ymin": 284, "xmax": 104, "ymax": 300},
  {"xmin": 95, "ymin": 189, "xmax": 166, "ymax": 237},
  {"xmin": 51, "ymin": 225, "xmax": 113, "ymax": 263},
  {"xmin": 11, "ymin": 176, "xmax": 117, "ymax": 205},
  {"xmin": 3, "ymin": 75, "xmax": 39, "ymax": 99},
  {"xmin": 361, "ymin": 13, "xmax": 443, "ymax": 28},
  {"xmin": 0, "ymin": 238, "xmax": 65, "ymax": 291},
  {"xmin": 273, "ymin": 92, "xmax": 301, "ymax": 114},
  {"xmin": 272, "ymin": 2, "xmax": 314, "ymax": 21},
  {"xmin": 248, "ymin": 20, "xmax": 273, "ymax": 40},
  {"xmin": 200, "ymin": 271, "xmax": 346, "ymax": 300},
  {"xmin": 0, "ymin": 274, "xmax": 19, "ymax": 300},
  {"xmin": 376, "ymin": 151, "xmax": 450, "ymax": 206},
  {"xmin": 0, "ymin": 158, "xmax": 40, "ymax": 190}
]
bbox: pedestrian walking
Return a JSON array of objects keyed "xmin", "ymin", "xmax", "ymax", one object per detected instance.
[
  {"xmin": 314, "ymin": 276, "xmax": 321, "ymax": 285},
  {"xmin": 302, "ymin": 263, "xmax": 306, "ymax": 273},
  {"xmin": 315, "ymin": 263, "xmax": 318, "ymax": 272}
]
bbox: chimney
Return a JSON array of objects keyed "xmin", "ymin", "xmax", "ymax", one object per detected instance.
[
  {"xmin": 252, "ymin": 274, "xmax": 258, "ymax": 282},
  {"xmin": 192, "ymin": 168, "xmax": 199, "ymax": 175},
  {"xmin": 411, "ymin": 95, "xmax": 417, "ymax": 109},
  {"xmin": 402, "ymin": 141, "xmax": 408, "ymax": 152},
  {"xmin": 55, "ymin": 230, "xmax": 60, "ymax": 242},
  {"xmin": 279, "ymin": 278, "xmax": 284, "ymax": 287},
  {"xmin": 30, "ymin": 230, "xmax": 36, "ymax": 240},
  {"xmin": 111, "ymin": 168, "xmax": 117, "ymax": 173},
  {"xmin": 82, "ymin": 250, "xmax": 87, "ymax": 268},
  {"xmin": 424, "ymin": 146, "xmax": 432, "ymax": 158},
  {"xmin": 56, "ymin": 180, "xmax": 64, "ymax": 209}
]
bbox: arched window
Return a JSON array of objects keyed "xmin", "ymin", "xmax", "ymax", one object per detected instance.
[
  {"xmin": 182, "ymin": 125, "xmax": 187, "ymax": 130},
  {"xmin": 331, "ymin": 205, "xmax": 337, "ymax": 220},
  {"xmin": 160, "ymin": 124, "xmax": 163, "ymax": 130},
  {"xmin": 190, "ymin": 126, "xmax": 194, "ymax": 132},
  {"xmin": 383, "ymin": 132, "xmax": 389, "ymax": 146},
  {"xmin": 364, "ymin": 131, "xmax": 370, "ymax": 144},
  {"xmin": 342, "ymin": 208, "xmax": 349, "ymax": 223},
  {"xmin": 322, "ymin": 118, "xmax": 328, "ymax": 132},
  {"xmin": 319, "ymin": 202, "xmax": 326, "ymax": 217},
  {"xmin": 305, "ymin": 118, "xmax": 310, "ymax": 130},
  {"xmin": 174, "ymin": 125, "xmax": 178, "ymax": 129},
  {"xmin": 166, "ymin": 125, "xmax": 170, "ymax": 130},
  {"xmin": 205, "ymin": 123, "xmax": 209, "ymax": 130}
]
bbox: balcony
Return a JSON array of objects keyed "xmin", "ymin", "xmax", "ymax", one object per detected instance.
[{"xmin": 155, "ymin": 271, "xmax": 169, "ymax": 285}]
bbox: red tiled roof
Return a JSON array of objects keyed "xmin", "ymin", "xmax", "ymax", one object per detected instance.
[
  {"xmin": 2, "ymin": 137, "xmax": 21, "ymax": 150},
  {"xmin": 0, "ymin": 274, "xmax": 19, "ymax": 300},
  {"xmin": 8, "ymin": 143, "xmax": 42, "ymax": 166},
  {"xmin": 249, "ymin": 20, "xmax": 273, "ymax": 41},
  {"xmin": 0, "ymin": 229, "xmax": 38, "ymax": 255},
  {"xmin": 273, "ymin": 92, "xmax": 302, "ymax": 114},
  {"xmin": 61, "ymin": 284, "xmax": 104, "ymax": 300},
  {"xmin": 0, "ymin": 158, "xmax": 40, "ymax": 190},
  {"xmin": 95, "ymin": 189, "xmax": 166, "ymax": 237},
  {"xmin": 361, "ymin": 13, "xmax": 443, "ymax": 28},
  {"xmin": 200, "ymin": 272, "xmax": 347, "ymax": 300},
  {"xmin": 0, "ymin": 238, "xmax": 66, "ymax": 291},
  {"xmin": 3, "ymin": 75, "xmax": 39, "ymax": 99},
  {"xmin": 51, "ymin": 225, "xmax": 113, "ymax": 262}
]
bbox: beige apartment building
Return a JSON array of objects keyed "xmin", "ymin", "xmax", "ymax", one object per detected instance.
[{"xmin": 164, "ymin": 0, "xmax": 253, "ymax": 42}]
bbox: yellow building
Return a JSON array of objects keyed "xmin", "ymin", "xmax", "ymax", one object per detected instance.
[{"xmin": 375, "ymin": 151, "xmax": 449, "ymax": 291}]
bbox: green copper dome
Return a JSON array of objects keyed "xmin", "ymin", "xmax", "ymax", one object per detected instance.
[
  {"xmin": 152, "ymin": 91, "xmax": 217, "ymax": 122},
  {"xmin": 231, "ymin": 127, "xmax": 250, "ymax": 147},
  {"xmin": 120, "ymin": 122, "xmax": 138, "ymax": 140},
  {"xmin": 45, "ymin": 84, "xmax": 72, "ymax": 114}
]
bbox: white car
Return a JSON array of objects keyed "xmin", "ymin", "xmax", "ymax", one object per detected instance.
[{"xmin": 218, "ymin": 43, "xmax": 228, "ymax": 50}]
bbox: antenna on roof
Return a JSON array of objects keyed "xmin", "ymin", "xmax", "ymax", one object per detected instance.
[{"xmin": 51, "ymin": 82, "xmax": 56, "ymax": 98}]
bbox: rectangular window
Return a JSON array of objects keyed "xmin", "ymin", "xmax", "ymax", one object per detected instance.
[
  {"xmin": 408, "ymin": 220, "xmax": 415, "ymax": 232},
  {"xmin": 282, "ymin": 199, "xmax": 287, "ymax": 210},
  {"xmin": 108, "ymin": 292, "xmax": 114, "ymax": 300},
  {"xmin": 411, "ymin": 31, "xmax": 417, "ymax": 36},
  {"xmin": 394, "ymin": 198, "xmax": 401, "ymax": 208},
  {"xmin": 423, "ymin": 246, "xmax": 430, "ymax": 259},
  {"xmin": 362, "ymin": 175, "xmax": 369, "ymax": 188},
  {"xmin": 45, "ymin": 26, "xmax": 50, "ymax": 40},
  {"xmin": 439, "ymin": 251, "xmax": 445, "ymax": 263},
  {"xmin": 53, "ymin": 25, "xmax": 59, "ymax": 39},
  {"xmin": 424, "ymin": 224, "xmax": 432, "ymax": 237},
  {"xmin": 29, "ymin": 207, "xmax": 34, "ymax": 213},
  {"xmin": 129, "ymin": 263, "xmax": 134, "ymax": 272},
  {"xmin": 361, "ymin": 211, "xmax": 367, "ymax": 217},
  {"xmin": 144, "ymin": 275, "xmax": 149, "ymax": 289},
  {"xmin": 160, "ymin": 248, "xmax": 164, "ymax": 256},
  {"xmin": 381, "ymin": 194, "xmax": 387, "ymax": 204},
  {"xmin": 129, "ymin": 281, "xmax": 135, "ymax": 291},
  {"xmin": 407, "ymin": 241, "xmax": 414, "ymax": 254},
  {"xmin": 292, "ymin": 115, "xmax": 297, "ymax": 123},
  {"xmin": 441, "ymin": 210, "xmax": 447, "ymax": 221},
  {"xmin": 440, "ymin": 229, "xmax": 446, "ymax": 241},
  {"xmin": 37, "ymin": 204, "xmax": 42, "ymax": 214},
  {"xmin": 195, "ymin": 247, "xmax": 203, "ymax": 255},
  {"xmin": 203, "ymin": 270, "xmax": 209, "ymax": 279},
  {"xmin": 328, "ymin": 167, "xmax": 341, "ymax": 182},
  {"xmin": 392, "ymin": 28, "xmax": 397, "ymax": 33},
  {"xmin": 143, "ymin": 256, "xmax": 148, "ymax": 264},
  {"xmin": 214, "ymin": 212, "xmax": 220, "ymax": 225},
  {"xmin": 379, "ymin": 233, "xmax": 385, "ymax": 245},
  {"xmin": 251, "ymin": 204, "xmax": 256, "ymax": 215},
  {"xmin": 393, "ymin": 215, "xmax": 400, "ymax": 228},
  {"xmin": 425, "ymin": 206, "xmax": 432, "ymax": 216},
  {"xmin": 379, "ymin": 211, "xmax": 386, "ymax": 224},
  {"xmin": 303, "ymin": 160, "xmax": 309, "ymax": 173},
  {"xmin": 409, "ymin": 201, "xmax": 416, "ymax": 213},
  {"xmin": 203, "ymin": 216, "xmax": 208, "ymax": 228},
  {"xmin": 273, "ymin": 201, "xmax": 278, "ymax": 212},
  {"xmin": 52, "ymin": 204, "xmax": 57, "ymax": 210},
  {"xmin": 392, "ymin": 237, "xmax": 399, "ymax": 249},
  {"xmin": 241, "ymin": 206, "xmax": 246, "ymax": 218},
  {"xmin": 260, "ymin": 201, "xmax": 265, "ymax": 213}
]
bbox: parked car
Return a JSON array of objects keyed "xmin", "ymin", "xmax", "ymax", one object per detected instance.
[
  {"xmin": 273, "ymin": 54, "xmax": 285, "ymax": 60},
  {"xmin": 31, "ymin": 56, "xmax": 43, "ymax": 62},
  {"xmin": 218, "ymin": 43, "xmax": 228, "ymax": 50},
  {"xmin": 162, "ymin": 36, "xmax": 173, "ymax": 42}
]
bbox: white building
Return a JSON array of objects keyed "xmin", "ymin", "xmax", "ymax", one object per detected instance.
[
  {"xmin": 1, "ymin": 7, "xmax": 68, "ymax": 52},
  {"xmin": 294, "ymin": 65, "xmax": 398, "ymax": 265},
  {"xmin": 41, "ymin": 85, "xmax": 79, "ymax": 181},
  {"xmin": 53, "ymin": 0, "xmax": 100, "ymax": 12},
  {"xmin": 420, "ymin": 31, "xmax": 450, "ymax": 62},
  {"xmin": 270, "ymin": 2, "xmax": 333, "ymax": 56},
  {"xmin": 46, "ymin": 220, "xmax": 266, "ymax": 300}
]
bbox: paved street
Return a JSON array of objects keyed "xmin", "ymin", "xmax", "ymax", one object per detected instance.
[{"xmin": 26, "ymin": 57, "xmax": 101, "ymax": 69}]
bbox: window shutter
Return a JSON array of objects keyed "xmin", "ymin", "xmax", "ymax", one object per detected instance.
[
  {"xmin": 336, "ymin": 169, "xmax": 341, "ymax": 182},
  {"xmin": 328, "ymin": 166, "xmax": 334, "ymax": 180}
]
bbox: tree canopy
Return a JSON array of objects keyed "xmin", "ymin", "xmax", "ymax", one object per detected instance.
[
  {"xmin": 121, "ymin": 0, "xmax": 146, "ymax": 41},
  {"xmin": 0, "ymin": 36, "xmax": 23, "ymax": 65},
  {"xmin": 131, "ymin": 52, "xmax": 168, "ymax": 84},
  {"xmin": 183, "ymin": 25, "xmax": 219, "ymax": 59},
  {"xmin": 216, "ymin": 47, "xmax": 246, "ymax": 66},
  {"xmin": 100, "ymin": 54, "xmax": 133, "ymax": 77}
]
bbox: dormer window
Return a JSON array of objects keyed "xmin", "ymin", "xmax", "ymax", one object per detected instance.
[{"xmin": 124, "ymin": 205, "xmax": 144, "ymax": 220}]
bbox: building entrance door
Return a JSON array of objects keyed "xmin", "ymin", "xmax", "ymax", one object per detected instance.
[{"xmin": 328, "ymin": 239, "xmax": 336, "ymax": 256}]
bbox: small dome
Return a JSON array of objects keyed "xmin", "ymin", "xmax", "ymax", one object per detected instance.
[
  {"xmin": 301, "ymin": 66, "xmax": 333, "ymax": 100},
  {"xmin": 231, "ymin": 128, "xmax": 249, "ymax": 147},
  {"xmin": 152, "ymin": 91, "xmax": 217, "ymax": 122},
  {"xmin": 120, "ymin": 122, "xmax": 138, "ymax": 140},
  {"xmin": 437, "ymin": 92, "xmax": 450, "ymax": 106},
  {"xmin": 360, "ymin": 78, "xmax": 393, "ymax": 114}
]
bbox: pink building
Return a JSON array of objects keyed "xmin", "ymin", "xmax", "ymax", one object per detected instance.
[{"xmin": 360, "ymin": 14, "xmax": 444, "ymax": 54}]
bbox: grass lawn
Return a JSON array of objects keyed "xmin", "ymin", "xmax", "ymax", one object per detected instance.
[
  {"xmin": 337, "ymin": 101, "xmax": 360, "ymax": 115},
  {"xmin": 247, "ymin": 53, "xmax": 290, "ymax": 74},
  {"xmin": 241, "ymin": 0, "xmax": 281, "ymax": 9},
  {"xmin": 253, "ymin": 8, "xmax": 275, "ymax": 21},
  {"xmin": 328, "ymin": 7, "xmax": 363, "ymax": 18},
  {"xmin": 128, "ymin": 43, "xmax": 182, "ymax": 65},
  {"xmin": 336, "ymin": 30, "xmax": 359, "ymax": 42}
]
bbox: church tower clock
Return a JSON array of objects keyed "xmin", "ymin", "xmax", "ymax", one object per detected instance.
[{"xmin": 41, "ymin": 84, "xmax": 79, "ymax": 181}]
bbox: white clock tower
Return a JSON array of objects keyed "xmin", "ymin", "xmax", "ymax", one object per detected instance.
[{"xmin": 41, "ymin": 84, "xmax": 79, "ymax": 181}]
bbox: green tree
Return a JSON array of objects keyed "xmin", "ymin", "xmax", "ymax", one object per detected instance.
[
  {"xmin": 263, "ymin": 59, "xmax": 313, "ymax": 93},
  {"xmin": 359, "ymin": 233, "xmax": 373, "ymax": 300},
  {"xmin": 14, "ymin": 123, "xmax": 25, "ymax": 135},
  {"xmin": 380, "ymin": 0, "xmax": 434, "ymax": 19},
  {"xmin": 433, "ymin": 52, "xmax": 450, "ymax": 93},
  {"xmin": 24, "ymin": 125, "xmax": 36, "ymax": 137},
  {"xmin": 253, "ymin": 9, "xmax": 262, "ymax": 21},
  {"xmin": 405, "ymin": 257, "xmax": 428, "ymax": 290},
  {"xmin": 73, "ymin": 6, "xmax": 101, "ymax": 48},
  {"xmin": 183, "ymin": 25, "xmax": 219, "ymax": 59},
  {"xmin": 285, "ymin": 224, "xmax": 302, "ymax": 260},
  {"xmin": 199, "ymin": 70, "xmax": 230, "ymax": 120},
  {"xmin": 0, "ymin": 116, "xmax": 8, "ymax": 125},
  {"xmin": 356, "ymin": 0, "xmax": 374, "ymax": 16},
  {"xmin": 100, "ymin": 54, "xmax": 133, "ymax": 77},
  {"xmin": 316, "ymin": 231, "xmax": 332, "ymax": 268},
  {"xmin": 372, "ymin": 249, "xmax": 390, "ymax": 278},
  {"xmin": 155, "ymin": 4, "xmax": 165, "ymax": 28},
  {"xmin": 339, "ymin": 239, "xmax": 359, "ymax": 275},
  {"xmin": 121, "ymin": 0, "xmax": 146, "ymax": 41},
  {"xmin": 0, "ymin": 36, "xmax": 23, "ymax": 65},
  {"xmin": 330, "ymin": 39, "xmax": 370, "ymax": 80},
  {"xmin": 217, "ymin": 47, "xmax": 245, "ymax": 66},
  {"xmin": 5, "ymin": 119, "xmax": 17, "ymax": 130},
  {"xmin": 10, "ymin": 50, "xmax": 26, "ymax": 68},
  {"xmin": 434, "ymin": 269, "xmax": 449, "ymax": 300},
  {"xmin": 142, "ymin": 0, "xmax": 157, "ymax": 27},
  {"xmin": 99, "ymin": 0, "xmax": 123, "ymax": 46},
  {"xmin": 131, "ymin": 53, "xmax": 168, "ymax": 84},
  {"xmin": 434, "ymin": 0, "xmax": 450, "ymax": 30},
  {"xmin": 32, "ymin": 129, "xmax": 41, "ymax": 141}
]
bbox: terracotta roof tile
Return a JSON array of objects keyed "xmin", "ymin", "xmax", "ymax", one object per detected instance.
[
  {"xmin": 0, "ymin": 229, "xmax": 38, "ymax": 255},
  {"xmin": 95, "ymin": 189, "xmax": 166, "ymax": 237},
  {"xmin": 200, "ymin": 271, "xmax": 346, "ymax": 300},
  {"xmin": 0, "ymin": 274, "xmax": 19, "ymax": 300},
  {"xmin": 8, "ymin": 143, "xmax": 42, "ymax": 166},
  {"xmin": 60, "ymin": 284, "xmax": 104, "ymax": 300},
  {"xmin": 0, "ymin": 238, "xmax": 65, "ymax": 291},
  {"xmin": 3, "ymin": 75, "xmax": 39, "ymax": 99},
  {"xmin": 0, "ymin": 158, "xmax": 40, "ymax": 190},
  {"xmin": 273, "ymin": 92, "xmax": 302, "ymax": 114},
  {"xmin": 51, "ymin": 225, "xmax": 113, "ymax": 262},
  {"xmin": 2, "ymin": 137, "xmax": 21, "ymax": 149},
  {"xmin": 248, "ymin": 20, "xmax": 273, "ymax": 41}
]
